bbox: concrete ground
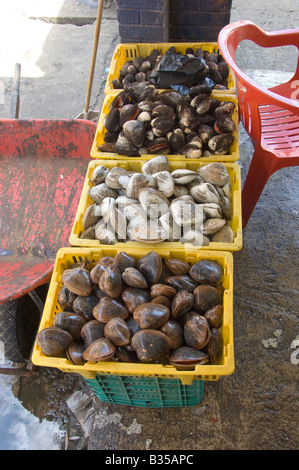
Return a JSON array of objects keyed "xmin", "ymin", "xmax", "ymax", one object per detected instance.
[{"xmin": 0, "ymin": 0, "xmax": 298, "ymax": 451}]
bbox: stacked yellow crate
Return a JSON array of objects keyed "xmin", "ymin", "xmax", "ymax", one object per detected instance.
[{"xmin": 32, "ymin": 43, "xmax": 242, "ymax": 407}]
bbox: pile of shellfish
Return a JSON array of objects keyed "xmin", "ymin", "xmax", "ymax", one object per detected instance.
[
  {"xmin": 36, "ymin": 252, "xmax": 224, "ymax": 368},
  {"xmin": 111, "ymin": 46, "xmax": 230, "ymax": 92},
  {"xmin": 99, "ymin": 85, "xmax": 235, "ymax": 158},
  {"xmin": 80, "ymin": 156, "xmax": 234, "ymax": 245}
]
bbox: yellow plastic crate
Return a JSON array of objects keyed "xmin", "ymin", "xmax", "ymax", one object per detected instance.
[
  {"xmin": 31, "ymin": 247, "xmax": 234, "ymax": 385},
  {"xmin": 69, "ymin": 159, "xmax": 242, "ymax": 251},
  {"xmin": 90, "ymin": 92, "xmax": 239, "ymax": 162},
  {"xmin": 104, "ymin": 42, "xmax": 236, "ymax": 95}
]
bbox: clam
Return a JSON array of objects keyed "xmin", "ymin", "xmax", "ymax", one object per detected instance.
[
  {"xmin": 94, "ymin": 220, "xmax": 117, "ymax": 245},
  {"xmin": 72, "ymin": 294, "xmax": 100, "ymax": 321},
  {"xmin": 206, "ymin": 328, "xmax": 223, "ymax": 364},
  {"xmin": 138, "ymin": 187, "xmax": 170, "ymax": 218},
  {"xmin": 82, "ymin": 204, "xmax": 102, "ymax": 230},
  {"xmin": 99, "ymin": 263, "xmax": 123, "ymax": 298},
  {"xmin": 171, "ymin": 290, "xmax": 194, "ymax": 319},
  {"xmin": 105, "ymin": 167, "xmax": 128, "ymax": 189},
  {"xmin": 100, "ymin": 197, "xmax": 116, "ymax": 218},
  {"xmin": 90, "ymin": 165, "xmax": 109, "ymax": 185},
  {"xmin": 66, "ymin": 341, "xmax": 86, "ymax": 365},
  {"xmin": 202, "ymin": 203, "xmax": 222, "ymax": 219},
  {"xmin": 147, "ymin": 137, "xmax": 170, "ymax": 154},
  {"xmin": 164, "ymin": 274, "xmax": 198, "ymax": 293},
  {"xmin": 160, "ymin": 320, "xmax": 184, "ymax": 349},
  {"xmin": 181, "ymin": 141, "xmax": 202, "ymax": 159},
  {"xmin": 150, "ymin": 295, "xmax": 171, "ymax": 309},
  {"xmin": 81, "ymin": 319, "xmax": 105, "ymax": 347},
  {"xmin": 58, "ymin": 286, "xmax": 77, "ymax": 311},
  {"xmin": 179, "ymin": 230, "xmax": 205, "ymax": 246},
  {"xmin": 126, "ymin": 173, "xmax": 151, "ymax": 199},
  {"xmin": 151, "ymin": 117, "xmax": 175, "ymax": 137},
  {"xmin": 137, "ymin": 111, "xmax": 151, "ymax": 128},
  {"xmin": 104, "ymin": 108, "xmax": 120, "ymax": 133},
  {"xmin": 104, "ymin": 206, "xmax": 127, "ymax": 240},
  {"xmin": 214, "ymin": 114, "xmax": 235, "ymax": 134},
  {"xmin": 93, "ymin": 297, "xmax": 129, "ymax": 323},
  {"xmin": 131, "ymin": 329, "xmax": 171, "ymax": 363},
  {"xmin": 170, "ymin": 199, "xmax": 204, "ymax": 228},
  {"xmin": 208, "ymin": 133, "xmax": 234, "ymax": 155},
  {"xmin": 190, "ymin": 182, "xmax": 220, "ymax": 204},
  {"xmin": 169, "ymin": 346, "xmax": 209, "ymax": 369},
  {"xmin": 113, "ymin": 252, "xmax": 137, "ymax": 272},
  {"xmin": 166, "ymin": 128, "xmax": 185, "ymax": 152},
  {"xmin": 133, "ymin": 303, "xmax": 170, "ymax": 329},
  {"xmin": 62, "ymin": 267, "xmax": 92, "ymax": 296},
  {"xmin": 122, "ymin": 267, "xmax": 148, "ymax": 288},
  {"xmin": 150, "ymin": 283, "xmax": 177, "ymax": 299},
  {"xmin": 90, "ymin": 259, "xmax": 113, "ymax": 284},
  {"xmin": 104, "ymin": 317, "xmax": 131, "ymax": 346},
  {"xmin": 190, "ymin": 94, "xmax": 211, "ymax": 115},
  {"xmin": 158, "ymin": 91, "xmax": 181, "ymax": 107},
  {"xmin": 110, "ymin": 90, "xmax": 129, "ymax": 109},
  {"xmin": 52, "ymin": 312, "xmax": 86, "ymax": 340},
  {"xmin": 203, "ymin": 218, "xmax": 226, "ymax": 236},
  {"xmin": 88, "ymin": 183, "xmax": 118, "ymax": 204},
  {"xmin": 190, "ymin": 259, "xmax": 223, "ymax": 285},
  {"xmin": 152, "ymin": 104, "xmax": 176, "ymax": 120},
  {"xmin": 121, "ymin": 287, "xmax": 152, "ymax": 314},
  {"xmin": 158, "ymin": 212, "xmax": 181, "ymax": 241},
  {"xmin": 128, "ymin": 220, "xmax": 167, "ymax": 243},
  {"xmin": 137, "ymin": 252, "xmax": 162, "ymax": 286},
  {"xmin": 114, "ymin": 132, "xmax": 140, "ymax": 156},
  {"xmin": 123, "ymin": 120, "xmax": 145, "ymax": 148},
  {"xmin": 119, "ymin": 104, "xmax": 140, "ymax": 126},
  {"xmin": 197, "ymin": 125, "xmax": 214, "ymax": 144},
  {"xmin": 123, "ymin": 203, "xmax": 147, "ymax": 229},
  {"xmin": 115, "ymin": 346, "xmax": 138, "ymax": 363},
  {"xmin": 165, "ymin": 258, "xmax": 190, "ymax": 275},
  {"xmin": 171, "ymin": 169, "xmax": 198, "ymax": 185},
  {"xmin": 198, "ymin": 163, "xmax": 229, "ymax": 187},
  {"xmin": 211, "ymin": 224, "xmax": 234, "ymax": 243},
  {"xmin": 82, "ymin": 338, "xmax": 115, "ymax": 362},
  {"xmin": 152, "ymin": 171, "xmax": 174, "ymax": 197},
  {"xmin": 193, "ymin": 284, "xmax": 223, "ymax": 313},
  {"xmin": 219, "ymin": 195, "xmax": 232, "ymax": 220},
  {"xmin": 80, "ymin": 225, "xmax": 96, "ymax": 240},
  {"xmin": 204, "ymin": 305, "xmax": 223, "ymax": 329},
  {"xmin": 142, "ymin": 155, "xmax": 169, "ymax": 175},
  {"xmin": 184, "ymin": 315, "xmax": 210, "ymax": 350},
  {"xmin": 173, "ymin": 184, "xmax": 189, "ymax": 198},
  {"xmin": 36, "ymin": 327, "xmax": 73, "ymax": 357},
  {"xmin": 126, "ymin": 316, "xmax": 141, "ymax": 337}
]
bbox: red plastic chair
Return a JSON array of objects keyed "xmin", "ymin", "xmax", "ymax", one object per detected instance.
[{"xmin": 218, "ymin": 20, "xmax": 299, "ymax": 228}]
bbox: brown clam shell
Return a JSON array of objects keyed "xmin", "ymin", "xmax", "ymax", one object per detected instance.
[
  {"xmin": 164, "ymin": 274, "xmax": 198, "ymax": 293},
  {"xmin": 131, "ymin": 329, "xmax": 171, "ymax": 363},
  {"xmin": 72, "ymin": 294, "xmax": 100, "ymax": 321},
  {"xmin": 93, "ymin": 297, "xmax": 129, "ymax": 323},
  {"xmin": 189, "ymin": 260, "xmax": 224, "ymax": 286},
  {"xmin": 66, "ymin": 341, "xmax": 86, "ymax": 365},
  {"xmin": 82, "ymin": 338, "xmax": 115, "ymax": 362},
  {"xmin": 113, "ymin": 252, "xmax": 137, "ymax": 272},
  {"xmin": 99, "ymin": 263, "xmax": 123, "ymax": 298},
  {"xmin": 204, "ymin": 304, "xmax": 223, "ymax": 329},
  {"xmin": 169, "ymin": 346, "xmax": 209, "ymax": 369},
  {"xmin": 205, "ymin": 328, "xmax": 223, "ymax": 364},
  {"xmin": 104, "ymin": 317, "xmax": 131, "ymax": 346},
  {"xmin": 160, "ymin": 320, "xmax": 183, "ymax": 349},
  {"xmin": 150, "ymin": 295, "xmax": 171, "ymax": 309},
  {"xmin": 81, "ymin": 319, "xmax": 105, "ymax": 347},
  {"xmin": 165, "ymin": 258, "xmax": 190, "ymax": 275},
  {"xmin": 171, "ymin": 290, "xmax": 194, "ymax": 319},
  {"xmin": 62, "ymin": 267, "xmax": 92, "ymax": 296},
  {"xmin": 52, "ymin": 311, "xmax": 86, "ymax": 341},
  {"xmin": 137, "ymin": 252, "xmax": 162, "ymax": 286},
  {"xmin": 36, "ymin": 327, "xmax": 73, "ymax": 357},
  {"xmin": 184, "ymin": 315, "xmax": 210, "ymax": 350},
  {"xmin": 150, "ymin": 283, "xmax": 177, "ymax": 299},
  {"xmin": 121, "ymin": 287, "xmax": 152, "ymax": 314},
  {"xmin": 57, "ymin": 286, "xmax": 77, "ymax": 311},
  {"xmin": 193, "ymin": 284, "xmax": 223, "ymax": 313},
  {"xmin": 122, "ymin": 267, "xmax": 148, "ymax": 288},
  {"xmin": 133, "ymin": 303, "xmax": 170, "ymax": 330}
]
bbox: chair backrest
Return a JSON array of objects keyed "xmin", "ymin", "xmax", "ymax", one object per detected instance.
[{"xmin": 218, "ymin": 21, "xmax": 299, "ymax": 145}]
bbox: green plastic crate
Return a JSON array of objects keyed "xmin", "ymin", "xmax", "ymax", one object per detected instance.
[{"xmin": 85, "ymin": 375, "xmax": 204, "ymax": 408}]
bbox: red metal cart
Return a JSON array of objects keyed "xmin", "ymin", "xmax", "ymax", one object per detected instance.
[{"xmin": 0, "ymin": 118, "xmax": 97, "ymax": 374}]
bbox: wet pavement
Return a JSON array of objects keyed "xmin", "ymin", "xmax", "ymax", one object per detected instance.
[{"xmin": 0, "ymin": 0, "xmax": 299, "ymax": 451}]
